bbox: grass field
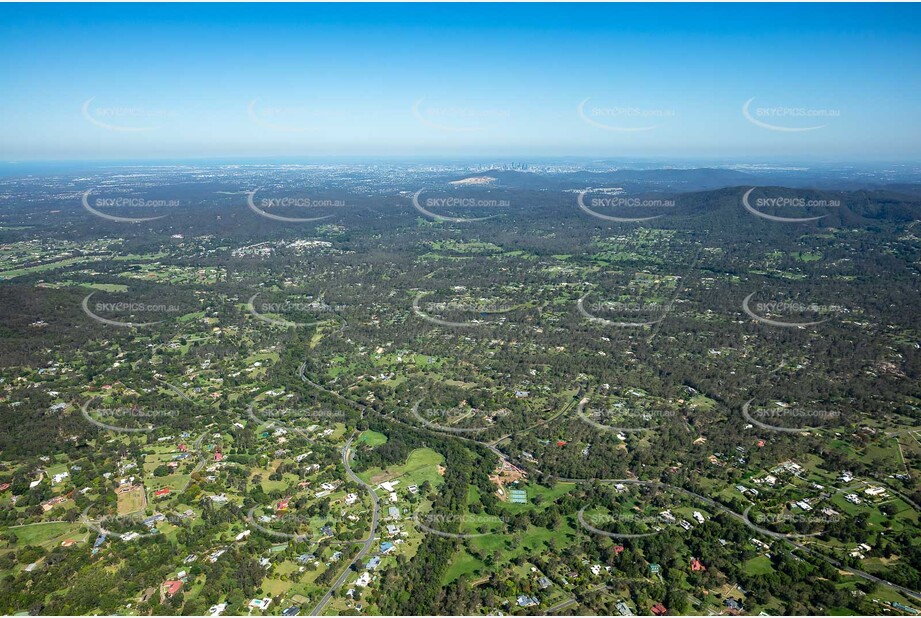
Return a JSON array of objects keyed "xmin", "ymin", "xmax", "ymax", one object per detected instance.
[
  {"xmin": 0, "ymin": 256, "xmax": 102, "ymax": 279},
  {"xmin": 8, "ymin": 522, "xmax": 85, "ymax": 547},
  {"xmin": 358, "ymin": 448, "xmax": 445, "ymax": 488},
  {"xmin": 468, "ymin": 521, "xmax": 575, "ymax": 560},
  {"xmin": 443, "ymin": 550, "xmax": 486, "ymax": 584},
  {"xmin": 261, "ymin": 578, "xmax": 293, "ymax": 595},
  {"xmin": 117, "ymin": 486, "xmax": 146, "ymax": 515},
  {"xmin": 251, "ymin": 465, "xmax": 299, "ymax": 493},
  {"xmin": 743, "ymin": 555, "xmax": 774, "ymax": 576},
  {"xmin": 111, "ymin": 252, "xmax": 169, "ymax": 262},
  {"xmin": 359, "ymin": 430, "xmax": 388, "ymax": 447},
  {"xmin": 46, "ymin": 280, "xmax": 130, "ymax": 292}
]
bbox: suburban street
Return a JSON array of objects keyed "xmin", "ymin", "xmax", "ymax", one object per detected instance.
[
  {"xmin": 297, "ymin": 358, "xmax": 921, "ymax": 611},
  {"xmin": 310, "ymin": 435, "xmax": 381, "ymax": 616}
]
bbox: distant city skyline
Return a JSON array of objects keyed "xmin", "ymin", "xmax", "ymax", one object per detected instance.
[{"xmin": 1, "ymin": 3, "xmax": 919, "ymax": 162}]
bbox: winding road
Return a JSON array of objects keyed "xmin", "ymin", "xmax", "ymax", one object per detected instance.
[
  {"xmin": 309, "ymin": 435, "xmax": 380, "ymax": 616},
  {"xmin": 553, "ymin": 477, "xmax": 921, "ymax": 604},
  {"xmin": 296, "ymin": 361, "xmax": 921, "ymax": 609},
  {"xmin": 156, "ymin": 377, "xmax": 196, "ymax": 404},
  {"xmin": 545, "ymin": 583, "xmax": 610, "ymax": 613}
]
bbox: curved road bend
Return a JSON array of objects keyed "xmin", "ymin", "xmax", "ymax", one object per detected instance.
[
  {"xmin": 489, "ymin": 389, "xmax": 583, "ymax": 449},
  {"xmin": 156, "ymin": 377, "xmax": 196, "ymax": 404},
  {"xmin": 310, "ymin": 435, "xmax": 380, "ymax": 616},
  {"xmin": 297, "ymin": 364, "xmax": 921, "ymax": 606},
  {"xmin": 298, "ymin": 362, "xmax": 365, "ymax": 413},
  {"xmin": 248, "ymin": 393, "xmax": 381, "ymax": 615},
  {"xmin": 554, "ymin": 477, "xmax": 921, "ymax": 604}
]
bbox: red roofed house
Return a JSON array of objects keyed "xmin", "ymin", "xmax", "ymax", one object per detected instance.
[
  {"xmin": 690, "ymin": 558, "xmax": 707, "ymax": 572},
  {"xmin": 154, "ymin": 488, "xmax": 171, "ymax": 497},
  {"xmin": 277, "ymin": 499, "xmax": 289, "ymax": 511},
  {"xmin": 651, "ymin": 603, "xmax": 667, "ymax": 616},
  {"xmin": 557, "ymin": 440, "xmax": 567, "ymax": 447},
  {"xmin": 162, "ymin": 580, "xmax": 183, "ymax": 599},
  {"xmin": 41, "ymin": 495, "xmax": 69, "ymax": 512},
  {"xmin": 614, "ymin": 545, "xmax": 625, "ymax": 554},
  {"xmin": 0, "ymin": 483, "xmax": 10, "ymax": 492},
  {"xmin": 178, "ymin": 444, "xmax": 188, "ymax": 452},
  {"xmin": 213, "ymin": 451, "xmax": 224, "ymax": 462}
]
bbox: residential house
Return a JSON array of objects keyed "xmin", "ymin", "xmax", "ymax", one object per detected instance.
[
  {"xmin": 517, "ymin": 595, "xmax": 539, "ymax": 608},
  {"xmin": 248, "ymin": 598, "xmax": 272, "ymax": 611},
  {"xmin": 162, "ymin": 580, "xmax": 183, "ymax": 599}
]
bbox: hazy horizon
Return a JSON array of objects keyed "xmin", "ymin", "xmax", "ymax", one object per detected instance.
[{"xmin": 1, "ymin": 3, "xmax": 919, "ymax": 162}]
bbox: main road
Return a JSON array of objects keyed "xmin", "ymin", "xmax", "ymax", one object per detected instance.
[
  {"xmin": 297, "ymin": 361, "xmax": 921, "ymax": 607},
  {"xmin": 552, "ymin": 477, "xmax": 921, "ymax": 604},
  {"xmin": 310, "ymin": 435, "xmax": 381, "ymax": 616}
]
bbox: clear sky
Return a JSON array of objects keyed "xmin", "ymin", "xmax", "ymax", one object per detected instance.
[{"xmin": 1, "ymin": 3, "xmax": 919, "ymax": 162}]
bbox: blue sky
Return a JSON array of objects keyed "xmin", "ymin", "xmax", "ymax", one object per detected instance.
[{"xmin": 0, "ymin": 3, "xmax": 919, "ymax": 162}]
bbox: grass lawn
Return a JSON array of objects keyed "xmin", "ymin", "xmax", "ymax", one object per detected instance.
[
  {"xmin": 147, "ymin": 473, "xmax": 190, "ymax": 495},
  {"xmin": 688, "ymin": 394, "xmax": 718, "ymax": 410},
  {"xmin": 8, "ymin": 522, "xmax": 85, "ymax": 547},
  {"xmin": 45, "ymin": 463, "xmax": 69, "ymax": 478},
  {"xmin": 862, "ymin": 442, "xmax": 900, "ymax": 467},
  {"xmin": 743, "ymin": 555, "xmax": 774, "ymax": 576},
  {"xmin": 275, "ymin": 561, "xmax": 301, "ymax": 576},
  {"xmin": 0, "ymin": 256, "xmax": 101, "ymax": 279},
  {"xmin": 443, "ymin": 550, "xmax": 486, "ymax": 584},
  {"xmin": 261, "ymin": 578, "xmax": 293, "ymax": 595},
  {"xmin": 78, "ymin": 281, "xmax": 130, "ymax": 292},
  {"xmin": 358, "ymin": 448, "xmax": 445, "ymax": 488},
  {"xmin": 328, "ymin": 423, "xmax": 347, "ymax": 442},
  {"xmin": 359, "ymin": 430, "xmax": 388, "ymax": 447},
  {"xmin": 469, "ymin": 521, "xmax": 575, "ymax": 560},
  {"xmin": 111, "ymin": 252, "xmax": 168, "ymax": 262},
  {"xmin": 250, "ymin": 468, "xmax": 297, "ymax": 493}
]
